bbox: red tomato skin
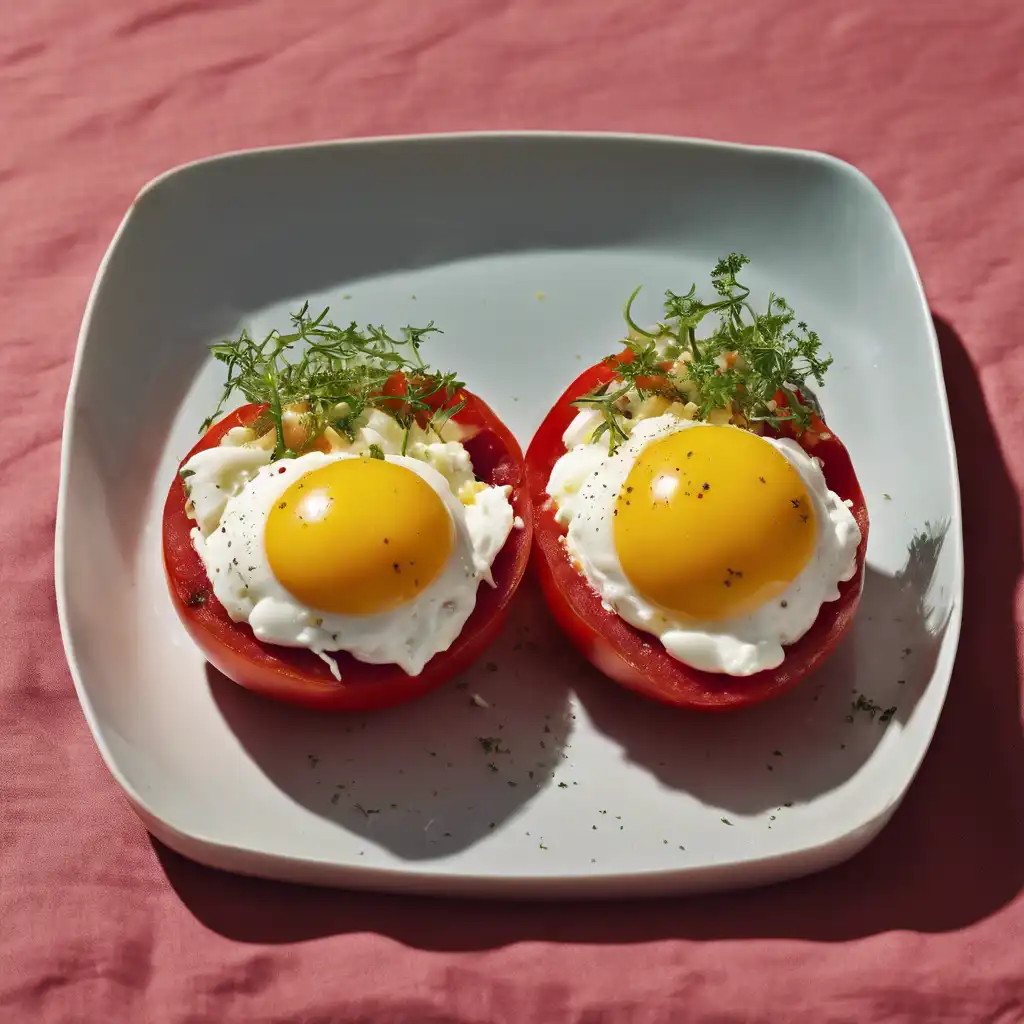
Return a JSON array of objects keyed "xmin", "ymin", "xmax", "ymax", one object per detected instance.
[
  {"xmin": 163, "ymin": 393, "xmax": 531, "ymax": 712},
  {"xmin": 526, "ymin": 362, "xmax": 869, "ymax": 711}
]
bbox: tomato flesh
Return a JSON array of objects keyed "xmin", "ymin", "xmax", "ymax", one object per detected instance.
[
  {"xmin": 163, "ymin": 392, "xmax": 531, "ymax": 711},
  {"xmin": 525, "ymin": 363, "xmax": 869, "ymax": 711},
  {"xmin": 378, "ymin": 371, "xmax": 462, "ymax": 425}
]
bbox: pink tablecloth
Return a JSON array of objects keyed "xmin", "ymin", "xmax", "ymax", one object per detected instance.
[{"xmin": 4, "ymin": 1, "xmax": 1023, "ymax": 1020}]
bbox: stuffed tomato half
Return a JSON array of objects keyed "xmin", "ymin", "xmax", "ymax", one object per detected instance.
[
  {"xmin": 526, "ymin": 255, "xmax": 868, "ymax": 710},
  {"xmin": 164, "ymin": 307, "xmax": 531, "ymax": 711}
]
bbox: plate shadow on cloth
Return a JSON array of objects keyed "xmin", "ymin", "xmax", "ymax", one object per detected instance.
[
  {"xmin": 206, "ymin": 574, "xmax": 574, "ymax": 859},
  {"xmin": 154, "ymin": 316, "xmax": 1022, "ymax": 943}
]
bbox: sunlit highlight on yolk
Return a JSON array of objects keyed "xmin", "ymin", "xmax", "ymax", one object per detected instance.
[
  {"xmin": 613, "ymin": 426, "xmax": 816, "ymax": 621},
  {"xmin": 265, "ymin": 458, "xmax": 453, "ymax": 616}
]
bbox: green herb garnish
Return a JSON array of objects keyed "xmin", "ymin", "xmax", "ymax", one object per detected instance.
[
  {"xmin": 575, "ymin": 254, "xmax": 833, "ymax": 451},
  {"xmin": 202, "ymin": 302, "xmax": 463, "ymax": 460},
  {"xmin": 845, "ymin": 694, "xmax": 897, "ymax": 724}
]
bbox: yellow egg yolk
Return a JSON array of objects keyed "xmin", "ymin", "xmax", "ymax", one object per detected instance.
[
  {"xmin": 265, "ymin": 458, "xmax": 454, "ymax": 616},
  {"xmin": 612, "ymin": 426, "xmax": 817, "ymax": 621}
]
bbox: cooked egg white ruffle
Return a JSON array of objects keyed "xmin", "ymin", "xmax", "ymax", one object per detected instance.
[
  {"xmin": 180, "ymin": 411, "xmax": 516, "ymax": 677},
  {"xmin": 547, "ymin": 412, "xmax": 861, "ymax": 676}
]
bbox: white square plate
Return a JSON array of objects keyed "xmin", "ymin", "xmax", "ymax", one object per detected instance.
[{"xmin": 56, "ymin": 132, "xmax": 962, "ymax": 897}]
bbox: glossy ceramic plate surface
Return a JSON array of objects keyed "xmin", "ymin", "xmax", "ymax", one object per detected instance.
[{"xmin": 56, "ymin": 132, "xmax": 962, "ymax": 897}]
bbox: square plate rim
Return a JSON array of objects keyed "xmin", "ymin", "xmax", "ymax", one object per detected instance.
[{"xmin": 55, "ymin": 130, "xmax": 965, "ymax": 897}]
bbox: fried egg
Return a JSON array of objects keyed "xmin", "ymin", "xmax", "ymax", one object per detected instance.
[
  {"xmin": 547, "ymin": 413, "xmax": 861, "ymax": 675},
  {"xmin": 181, "ymin": 438, "xmax": 514, "ymax": 677}
]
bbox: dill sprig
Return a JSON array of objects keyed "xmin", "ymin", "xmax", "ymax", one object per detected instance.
[
  {"xmin": 201, "ymin": 303, "xmax": 464, "ymax": 459},
  {"xmin": 575, "ymin": 254, "xmax": 833, "ymax": 450}
]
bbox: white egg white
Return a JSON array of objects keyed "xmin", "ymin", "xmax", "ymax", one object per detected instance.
[
  {"xmin": 182, "ymin": 444, "xmax": 514, "ymax": 677},
  {"xmin": 547, "ymin": 414, "xmax": 862, "ymax": 676}
]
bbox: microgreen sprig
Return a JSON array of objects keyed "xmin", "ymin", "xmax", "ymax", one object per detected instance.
[
  {"xmin": 576, "ymin": 255, "xmax": 833, "ymax": 450},
  {"xmin": 202, "ymin": 303, "xmax": 463, "ymax": 459}
]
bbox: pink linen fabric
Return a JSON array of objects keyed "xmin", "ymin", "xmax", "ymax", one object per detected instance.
[{"xmin": 2, "ymin": 1, "xmax": 1023, "ymax": 1020}]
